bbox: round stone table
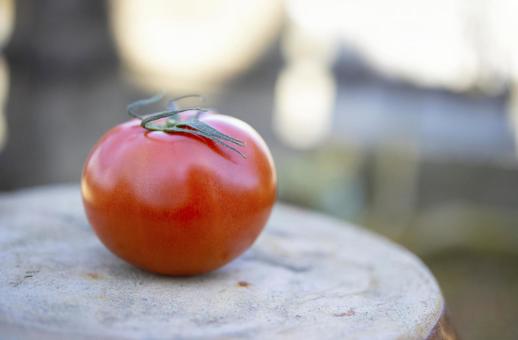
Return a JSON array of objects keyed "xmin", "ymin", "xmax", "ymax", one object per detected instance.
[{"xmin": 0, "ymin": 185, "xmax": 455, "ymax": 339}]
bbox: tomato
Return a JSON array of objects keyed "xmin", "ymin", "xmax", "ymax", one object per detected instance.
[{"xmin": 81, "ymin": 103, "xmax": 276, "ymax": 276}]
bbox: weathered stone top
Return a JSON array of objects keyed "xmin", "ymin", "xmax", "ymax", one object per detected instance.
[{"xmin": 0, "ymin": 185, "xmax": 445, "ymax": 339}]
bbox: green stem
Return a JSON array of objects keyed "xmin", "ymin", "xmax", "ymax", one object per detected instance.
[{"xmin": 127, "ymin": 94, "xmax": 246, "ymax": 158}]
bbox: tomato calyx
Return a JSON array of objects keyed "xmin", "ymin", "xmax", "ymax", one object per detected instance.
[{"xmin": 127, "ymin": 94, "xmax": 246, "ymax": 158}]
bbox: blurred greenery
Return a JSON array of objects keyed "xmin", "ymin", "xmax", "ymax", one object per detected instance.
[
  {"xmin": 276, "ymin": 143, "xmax": 518, "ymax": 340},
  {"xmin": 428, "ymin": 250, "xmax": 518, "ymax": 340}
]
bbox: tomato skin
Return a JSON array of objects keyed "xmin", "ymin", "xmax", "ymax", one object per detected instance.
[{"xmin": 81, "ymin": 112, "xmax": 276, "ymax": 276}]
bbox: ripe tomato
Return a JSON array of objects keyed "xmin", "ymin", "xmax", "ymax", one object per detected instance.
[{"xmin": 81, "ymin": 105, "xmax": 276, "ymax": 276}]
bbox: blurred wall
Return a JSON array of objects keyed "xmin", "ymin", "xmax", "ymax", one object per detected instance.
[{"xmin": 1, "ymin": 0, "xmax": 133, "ymax": 189}]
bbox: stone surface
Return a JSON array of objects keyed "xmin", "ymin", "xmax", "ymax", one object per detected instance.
[{"xmin": 0, "ymin": 185, "xmax": 445, "ymax": 339}]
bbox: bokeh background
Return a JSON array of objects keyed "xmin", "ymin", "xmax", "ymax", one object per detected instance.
[{"xmin": 1, "ymin": 1, "xmax": 518, "ymax": 338}]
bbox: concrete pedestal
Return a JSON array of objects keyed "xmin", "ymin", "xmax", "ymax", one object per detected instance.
[{"xmin": 0, "ymin": 185, "xmax": 454, "ymax": 339}]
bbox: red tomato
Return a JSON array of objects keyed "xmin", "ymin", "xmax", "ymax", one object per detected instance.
[{"xmin": 81, "ymin": 110, "xmax": 276, "ymax": 276}]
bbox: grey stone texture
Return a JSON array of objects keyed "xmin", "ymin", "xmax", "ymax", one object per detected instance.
[{"xmin": 0, "ymin": 185, "xmax": 443, "ymax": 339}]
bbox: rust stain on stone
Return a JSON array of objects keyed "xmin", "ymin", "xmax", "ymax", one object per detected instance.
[
  {"xmin": 86, "ymin": 272, "xmax": 102, "ymax": 280},
  {"xmin": 334, "ymin": 308, "xmax": 355, "ymax": 317}
]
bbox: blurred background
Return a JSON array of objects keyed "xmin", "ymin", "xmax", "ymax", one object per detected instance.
[{"xmin": 1, "ymin": 0, "xmax": 518, "ymax": 338}]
